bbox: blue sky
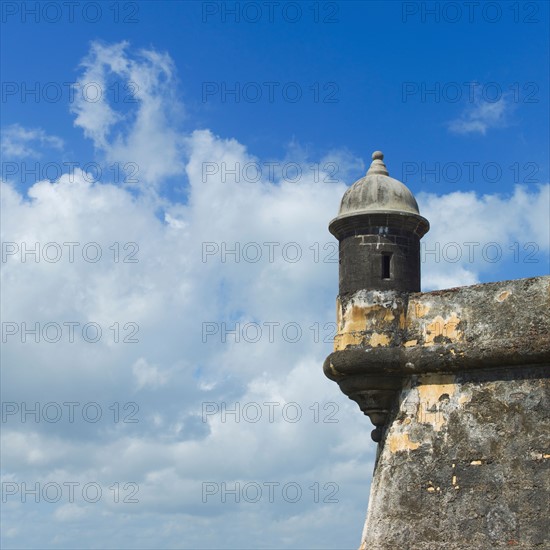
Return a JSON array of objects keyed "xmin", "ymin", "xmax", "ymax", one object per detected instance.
[
  {"xmin": 3, "ymin": 1, "xmax": 549, "ymax": 195},
  {"xmin": 1, "ymin": 1, "xmax": 549, "ymax": 549}
]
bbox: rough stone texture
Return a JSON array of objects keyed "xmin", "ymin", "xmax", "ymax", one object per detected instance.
[
  {"xmin": 332, "ymin": 214, "xmax": 427, "ymax": 293},
  {"xmin": 324, "ymin": 276, "xmax": 550, "ymax": 548},
  {"xmin": 359, "ymin": 367, "xmax": 549, "ymax": 550},
  {"xmin": 327, "ymin": 276, "xmax": 550, "ymax": 372}
]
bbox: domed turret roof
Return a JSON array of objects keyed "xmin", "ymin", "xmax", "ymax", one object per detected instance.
[{"xmin": 337, "ymin": 151, "xmax": 420, "ymax": 217}]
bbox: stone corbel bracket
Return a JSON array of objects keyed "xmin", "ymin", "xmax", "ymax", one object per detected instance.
[{"xmin": 324, "ymin": 276, "xmax": 550, "ymax": 442}]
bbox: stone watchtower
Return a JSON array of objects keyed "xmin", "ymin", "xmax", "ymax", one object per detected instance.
[{"xmin": 324, "ymin": 152, "xmax": 550, "ymax": 549}]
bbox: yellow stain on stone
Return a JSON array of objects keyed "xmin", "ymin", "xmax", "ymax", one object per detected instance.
[
  {"xmin": 423, "ymin": 312, "xmax": 462, "ymax": 346},
  {"xmin": 416, "ymin": 375, "xmax": 458, "ymax": 431},
  {"xmin": 369, "ymin": 333, "xmax": 390, "ymax": 347},
  {"xmin": 470, "ymin": 460, "xmax": 483, "ymax": 465},
  {"xmin": 388, "ymin": 431, "xmax": 421, "ymax": 453},
  {"xmin": 387, "ymin": 375, "xmax": 471, "ymax": 454},
  {"xmin": 496, "ymin": 290, "xmax": 511, "ymax": 302},
  {"xmin": 334, "ymin": 300, "xmax": 399, "ymax": 351},
  {"xmin": 334, "ymin": 330, "xmax": 391, "ymax": 350},
  {"xmin": 364, "ymin": 305, "xmax": 396, "ymax": 328},
  {"xmin": 338, "ymin": 303, "xmax": 396, "ymax": 333},
  {"xmin": 399, "ymin": 311, "xmax": 406, "ymax": 329},
  {"xmin": 333, "ymin": 332, "xmax": 363, "ymax": 351},
  {"xmin": 404, "ymin": 339, "xmax": 418, "ymax": 347},
  {"xmin": 413, "ymin": 302, "xmax": 431, "ymax": 318}
]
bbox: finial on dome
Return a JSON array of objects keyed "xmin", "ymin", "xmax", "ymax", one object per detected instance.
[{"xmin": 367, "ymin": 150, "xmax": 389, "ymax": 176}]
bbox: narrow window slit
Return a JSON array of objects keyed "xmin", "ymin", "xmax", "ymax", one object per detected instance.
[{"xmin": 382, "ymin": 254, "xmax": 391, "ymax": 279}]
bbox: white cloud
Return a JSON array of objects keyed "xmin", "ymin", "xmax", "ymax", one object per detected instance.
[
  {"xmin": 132, "ymin": 357, "xmax": 169, "ymax": 390},
  {"xmin": 70, "ymin": 41, "xmax": 185, "ymax": 188},
  {"xmin": 418, "ymin": 184, "xmax": 549, "ymax": 290},
  {"xmin": 1, "ymin": 120, "xmax": 364, "ymax": 547},
  {"xmin": 53, "ymin": 504, "xmax": 86, "ymax": 522},
  {"xmin": 1, "ymin": 124, "xmax": 64, "ymax": 159},
  {"xmin": 448, "ymin": 96, "xmax": 512, "ymax": 135}
]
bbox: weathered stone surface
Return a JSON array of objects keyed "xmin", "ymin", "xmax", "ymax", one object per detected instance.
[
  {"xmin": 327, "ymin": 276, "xmax": 550, "ymax": 375},
  {"xmin": 359, "ymin": 366, "xmax": 550, "ymax": 549},
  {"xmin": 325, "ymin": 276, "xmax": 550, "ymax": 445}
]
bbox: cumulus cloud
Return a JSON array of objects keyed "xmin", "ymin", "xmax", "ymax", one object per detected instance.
[
  {"xmin": 419, "ymin": 184, "xmax": 550, "ymax": 289},
  {"xmin": 0, "ymin": 117, "xmax": 366, "ymax": 548},
  {"xmin": 70, "ymin": 40, "xmax": 185, "ymax": 187}
]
